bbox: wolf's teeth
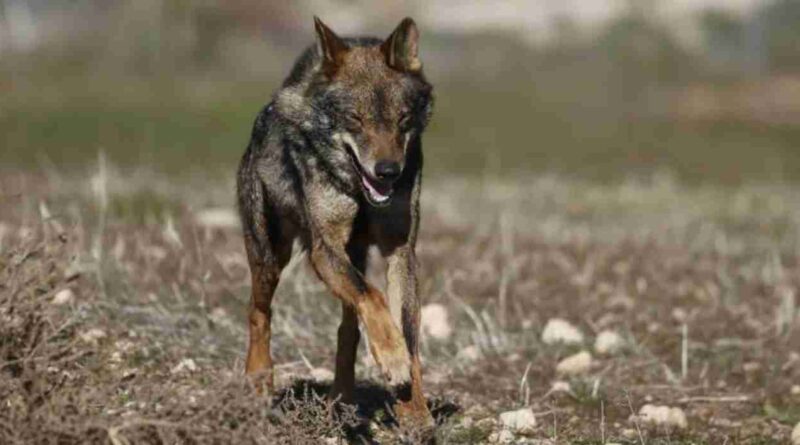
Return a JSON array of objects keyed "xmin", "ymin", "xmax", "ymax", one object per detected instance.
[{"xmin": 362, "ymin": 177, "xmax": 390, "ymax": 202}]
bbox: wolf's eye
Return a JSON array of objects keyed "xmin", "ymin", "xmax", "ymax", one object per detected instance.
[
  {"xmin": 345, "ymin": 114, "xmax": 362, "ymax": 132},
  {"xmin": 398, "ymin": 114, "xmax": 412, "ymax": 130}
]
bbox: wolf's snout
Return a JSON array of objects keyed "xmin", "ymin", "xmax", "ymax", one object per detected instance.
[{"xmin": 374, "ymin": 160, "xmax": 401, "ymax": 182}]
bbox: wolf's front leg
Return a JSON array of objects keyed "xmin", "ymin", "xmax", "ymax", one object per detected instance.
[
  {"xmin": 309, "ymin": 239, "xmax": 411, "ymax": 387},
  {"xmin": 385, "ymin": 245, "xmax": 434, "ymax": 427}
]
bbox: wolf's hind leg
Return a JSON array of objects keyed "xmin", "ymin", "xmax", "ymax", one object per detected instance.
[
  {"xmin": 310, "ymin": 240, "xmax": 411, "ymax": 387},
  {"xmin": 330, "ymin": 303, "xmax": 360, "ymax": 403},
  {"xmin": 244, "ymin": 259, "xmax": 280, "ymax": 393},
  {"xmin": 243, "ymin": 225, "xmax": 291, "ymax": 394}
]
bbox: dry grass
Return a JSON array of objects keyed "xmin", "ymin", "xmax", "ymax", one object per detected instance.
[{"xmin": 2, "ymin": 167, "xmax": 799, "ymax": 444}]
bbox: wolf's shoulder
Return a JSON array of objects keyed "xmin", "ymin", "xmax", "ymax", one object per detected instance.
[{"xmin": 248, "ymin": 102, "xmax": 276, "ymax": 147}]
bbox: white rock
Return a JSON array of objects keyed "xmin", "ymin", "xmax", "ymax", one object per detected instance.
[
  {"xmin": 79, "ymin": 328, "xmax": 107, "ymax": 343},
  {"xmin": 620, "ymin": 428, "xmax": 638, "ymax": 439},
  {"xmin": 195, "ymin": 207, "xmax": 239, "ymax": 229},
  {"xmin": 594, "ymin": 330, "xmax": 624, "ymax": 355},
  {"xmin": 456, "ymin": 345, "xmax": 482, "ymax": 362},
  {"xmin": 114, "ymin": 340, "xmax": 135, "ymax": 353},
  {"xmin": 550, "ymin": 380, "xmax": 571, "ymax": 393},
  {"xmin": 209, "ymin": 307, "xmax": 235, "ymax": 329},
  {"xmin": 499, "ymin": 407, "xmax": 536, "ymax": 433},
  {"xmin": 52, "ymin": 289, "xmax": 75, "ymax": 305},
  {"xmin": 671, "ymin": 307, "xmax": 688, "ymax": 322},
  {"xmin": 791, "ymin": 385, "xmax": 800, "ymax": 396},
  {"xmin": 490, "ymin": 429, "xmax": 514, "ymax": 443},
  {"xmin": 311, "ymin": 367, "xmax": 334, "ymax": 382},
  {"xmin": 667, "ymin": 408, "xmax": 688, "ymax": 429},
  {"xmin": 541, "ymin": 318, "xmax": 583, "ymax": 345},
  {"xmin": 171, "ymin": 358, "xmax": 198, "ymax": 374},
  {"xmin": 109, "ymin": 351, "xmax": 123, "ymax": 364},
  {"xmin": 792, "ymin": 422, "xmax": 800, "ymax": 445},
  {"xmin": 637, "ymin": 404, "xmax": 687, "ymax": 429},
  {"xmin": 420, "ymin": 303, "xmax": 452, "ymax": 340},
  {"xmin": 556, "ymin": 351, "xmax": 592, "ymax": 375}
]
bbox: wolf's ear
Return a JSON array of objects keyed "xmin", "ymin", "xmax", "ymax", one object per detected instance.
[
  {"xmin": 381, "ymin": 17, "xmax": 421, "ymax": 74},
  {"xmin": 314, "ymin": 17, "xmax": 347, "ymax": 75}
]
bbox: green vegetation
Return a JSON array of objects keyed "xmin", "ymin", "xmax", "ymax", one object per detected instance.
[
  {"xmin": 3, "ymin": 1, "xmax": 800, "ymax": 185},
  {"xmin": 4, "ymin": 72, "xmax": 800, "ymax": 185}
]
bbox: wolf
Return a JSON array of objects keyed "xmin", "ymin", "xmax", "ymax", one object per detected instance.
[{"xmin": 236, "ymin": 17, "xmax": 434, "ymax": 426}]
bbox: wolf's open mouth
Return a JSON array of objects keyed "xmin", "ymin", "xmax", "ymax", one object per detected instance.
[{"xmin": 344, "ymin": 144, "xmax": 393, "ymax": 207}]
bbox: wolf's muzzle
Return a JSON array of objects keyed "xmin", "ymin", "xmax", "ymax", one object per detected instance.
[{"xmin": 374, "ymin": 160, "xmax": 401, "ymax": 182}]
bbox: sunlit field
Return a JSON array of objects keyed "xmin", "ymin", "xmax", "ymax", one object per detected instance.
[
  {"xmin": 4, "ymin": 2, "xmax": 800, "ymax": 443},
  {"xmin": 3, "ymin": 166, "xmax": 799, "ymax": 443}
]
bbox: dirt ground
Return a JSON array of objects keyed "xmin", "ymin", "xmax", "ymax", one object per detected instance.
[{"xmin": 2, "ymin": 168, "xmax": 799, "ymax": 444}]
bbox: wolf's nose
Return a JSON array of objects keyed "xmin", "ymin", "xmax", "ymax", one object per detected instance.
[{"xmin": 375, "ymin": 161, "xmax": 401, "ymax": 182}]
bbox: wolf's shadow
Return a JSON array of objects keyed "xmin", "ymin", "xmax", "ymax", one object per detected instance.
[{"xmin": 274, "ymin": 379, "xmax": 459, "ymax": 444}]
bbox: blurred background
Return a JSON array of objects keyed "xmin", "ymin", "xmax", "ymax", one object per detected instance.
[
  {"xmin": 2, "ymin": 0, "xmax": 800, "ymax": 184},
  {"xmin": 4, "ymin": 5, "xmax": 800, "ymax": 441}
]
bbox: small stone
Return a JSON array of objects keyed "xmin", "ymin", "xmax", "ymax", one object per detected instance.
[
  {"xmin": 621, "ymin": 428, "xmax": 638, "ymax": 439},
  {"xmin": 311, "ymin": 367, "xmax": 334, "ymax": 382},
  {"xmin": 456, "ymin": 345, "xmax": 482, "ymax": 362},
  {"xmin": 195, "ymin": 207, "xmax": 239, "ymax": 229},
  {"xmin": 114, "ymin": 340, "xmax": 135, "ymax": 353},
  {"xmin": 209, "ymin": 307, "xmax": 235, "ymax": 329},
  {"xmin": 52, "ymin": 289, "xmax": 75, "ymax": 305},
  {"xmin": 541, "ymin": 318, "xmax": 583, "ymax": 345},
  {"xmin": 709, "ymin": 417, "xmax": 740, "ymax": 428},
  {"xmin": 556, "ymin": 351, "xmax": 592, "ymax": 375},
  {"xmin": 594, "ymin": 330, "xmax": 624, "ymax": 355},
  {"xmin": 499, "ymin": 407, "xmax": 536, "ymax": 433},
  {"xmin": 463, "ymin": 404, "xmax": 490, "ymax": 418},
  {"xmin": 742, "ymin": 362, "xmax": 761, "ymax": 373},
  {"xmin": 550, "ymin": 380, "xmax": 571, "ymax": 393},
  {"xmin": 171, "ymin": 358, "xmax": 198, "ymax": 374},
  {"xmin": 637, "ymin": 404, "xmax": 687, "ymax": 430},
  {"xmin": 79, "ymin": 328, "xmax": 107, "ymax": 343},
  {"xmin": 671, "ymin": 307, "xmax": 688, "ymax": 322},
  {"xmin": 209, "ymin": 307, "xmax": 229, "ymax": 322},
  {"xmin": 420, "ymin": 304, "xmax": 452, "ymax": 340},
  {"xmin": 792, "ymin": 422, "xmax": 800, "ymax": 445},
  {"xmin": 791, "ymin": 385, "xmax": 800, "ymax": 395},
  {"xmin": 490, "ymin": 429, "xmax": 514, "ymax": 443},
  {"xmin": 475, "ymin": 417, "xmax": 497, "ymax": 430}
]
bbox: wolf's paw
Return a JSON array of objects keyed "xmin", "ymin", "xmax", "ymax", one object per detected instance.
[
  {"xmin": 358, "ymin": 293, "xmax": 412, "ymax": 386},
  {"xmin": 373, "ymin": 341, "xmax": 412, "ymax": 386},
  {"xmin": 364, "ymin": 317, "xmax": 411, "ymax": 386},
  {"xmin": 394, "ymin": 400, "xmax": 435, "ymax": 430}
]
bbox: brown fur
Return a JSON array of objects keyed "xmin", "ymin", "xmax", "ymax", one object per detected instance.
[{"xmin": 237, "ymin": 17, "xmax": 434, "ymax": 429}]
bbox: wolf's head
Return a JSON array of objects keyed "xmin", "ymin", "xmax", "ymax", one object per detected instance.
[{"xmin": 278, "ymin": 17, "xmax": 433, "ymax": 207}]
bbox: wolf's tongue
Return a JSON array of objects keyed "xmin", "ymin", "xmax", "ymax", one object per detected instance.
[{"xmin": 362, "ymin": 176, "xmax": 390, "ymax": 203}]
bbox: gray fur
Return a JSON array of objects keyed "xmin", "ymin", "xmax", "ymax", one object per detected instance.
[{"xmin": 236, "ymin": 18, "xmax": 435, "ymax": 425}]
